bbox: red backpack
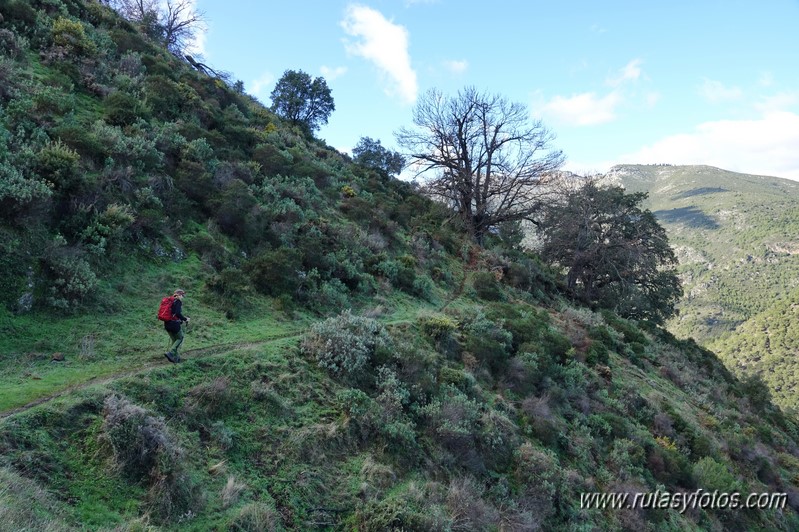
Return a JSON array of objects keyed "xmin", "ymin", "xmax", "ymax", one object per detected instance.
[{"xmin": 157, "ymin": 296, "xmax": 176, "ymax": 321}]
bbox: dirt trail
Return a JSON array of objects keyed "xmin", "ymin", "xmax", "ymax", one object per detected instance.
[
  {"xmin": 0, "ymin": 286, "xmax": 473, "ymax": 422},
  {"xmin": 0, "ymin": 332, "xmax": 302, "ymax": 421}
]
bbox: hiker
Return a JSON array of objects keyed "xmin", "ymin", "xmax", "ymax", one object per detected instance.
[{"xmin": 162, "ymin": 289, "xmax": 190, "ymax": 363}]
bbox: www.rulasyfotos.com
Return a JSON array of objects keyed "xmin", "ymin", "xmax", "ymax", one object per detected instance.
[{"xmin": 580, "ymin": 489, "xmax": 787, "ymax": 513}]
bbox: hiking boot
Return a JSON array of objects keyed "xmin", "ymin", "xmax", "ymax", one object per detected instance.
[
  {"xmin": 175, "ymin": 355, "xmax": 182, "ymax": 363},
  {"xmin": 164, "ymin": 351, "xmax": 176, "ymax": 363}
]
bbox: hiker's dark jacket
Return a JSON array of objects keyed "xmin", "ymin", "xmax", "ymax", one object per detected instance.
[{"xmin": 164, "ymin": 298, "xmax": 188, "ymax": 333}]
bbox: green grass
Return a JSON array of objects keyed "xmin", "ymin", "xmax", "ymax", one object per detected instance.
[{"xmin": 0, "ymin": 255, "xmax": 312, "ymax": 413}]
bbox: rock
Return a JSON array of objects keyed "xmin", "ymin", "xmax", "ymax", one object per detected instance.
[
  {"xmin": 16, "ymin": 292, "xmax": 33, "ymax": 314},
  {"xmin": 52, "ymin": 352, "xmax": 65, "ymax": 362}
]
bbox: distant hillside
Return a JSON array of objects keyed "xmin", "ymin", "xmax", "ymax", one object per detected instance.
[{"xmin": 603, "ymin": 164, "xmax": 799, "ymax": 409}]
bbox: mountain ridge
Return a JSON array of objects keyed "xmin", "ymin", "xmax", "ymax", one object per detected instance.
[{"xmin": 602, "ymin": 163, "xmax": 799, "ymax": 411}]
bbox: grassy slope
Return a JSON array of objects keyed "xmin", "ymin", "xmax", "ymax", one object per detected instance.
[
  {"xmin": 2, "ymin": 272, "xmax": 799, "ymax": 531},
  {"xmin": 604, "ymin": 164, "xmax": 799, "ymax": 410}
]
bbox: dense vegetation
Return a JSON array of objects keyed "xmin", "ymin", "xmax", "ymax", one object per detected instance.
[
  {"xmin": 1, "ymin": 2, "xmax": 798, "ymax": 531},
  {"xmin": 603, "ymin": 164, "xmax": 799, "ymax": 412}
]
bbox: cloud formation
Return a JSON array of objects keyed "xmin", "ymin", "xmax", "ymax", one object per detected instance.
[
  {"xmin": 341, "ymin": 4, "xmax": 418, "ymax": 104},
  {"xmin": 249, "ymin": 72, "xmax": 275, "ymax": 101},
  {"xmin": 321, "ymin": 65, "xmax": 348, "ymax": 81},
  {"xmin": 699, "ymin": 79, "xmax": 743, "ymax": 103},
  {"xmin": 619, "ymin": 111, "xmax": 799, "ymax": 179},
  {"xmin": 609, "ymin": 59, "xmax": 643, "ymax": 86},
  {"xmin": 443, "ymin": 59, "xmax": 468, "ymax": 75},
  {"xmin": 542, "ymin": 59, "xmax": 644, "ymax": 126},
  {"xmin": 544, "ymin": 92, "xmax": 622, "ymax": 126}
]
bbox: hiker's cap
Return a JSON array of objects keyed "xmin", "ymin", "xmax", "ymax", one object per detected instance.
[{"xmin": 174, "ymin": 289, "xmax": 186, "ymax": 295}]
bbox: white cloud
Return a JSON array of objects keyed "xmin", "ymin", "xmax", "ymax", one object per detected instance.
[
  {"xmin": 249, "ymin": 72, "xmax": 275, "ymax": 101},
  {"xmin": 443, "ymin": 59, "xmax": 468, "ymax": 75},
  {"xmin": 699, "ymin": 79, "xmax": 743, "ymax": 103},
  {"xmin": 321, "ymin": 65, "xmax": 348, "ymax": 80},
  {"xmin": 543, "ymin": 91, "xmax": 622, "ymax": 126},
  {"xmin": 542, "ymin": 59, "xmax": 645, "ymax": 126},
  {"xmin": 619, "ymin": 111, "xmax": 799, "ymax": 179},
  {"xmin": 755, "ymin": 91, "xmax": 799, "ymax": 113},
  {"xmin": 341, "ymin": 4, "xmax": 418, "ymax": 104},
  {"xmin": 608, "ymin": 59, "xmax": 643, "ymax": 86}
]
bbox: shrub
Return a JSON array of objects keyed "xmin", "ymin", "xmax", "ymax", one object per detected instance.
[
  {"xmin": 104, "ymin": 90, "xmax": 148, "ymax": 126},
  {"xmin": 472, "ymin": 270, "xmax": 504, "ymax": 301},
  {"xmin": 419, "ymin": 314, "xmax": 459, "ymax": 338},
  {"xmin": 50, "ymin": 17, "xmax": 96, "ymax": 57},
  {"xmin": 585, "ymin": 341, "xmax": 609, "ymax": 366},
  {"xmin": 101, "ymin": 395, "xmax": 182, "ymax": 480},
  {"xmin": 228, "ymin": 502, "xmax": 282, "ymax": 531},
  {"xmin": 0, "ymin": 162, "xmax": 52, "ymax": 214},
  {"xmin": 81, "ymin": 203, "xmax": 135, "ymax": 256},
  {"xmin": 206, "ymin": 267, "xmax": 253, "ymax": 317},
  {"xmin": 420, "ymin": 385, "xmax": 482, "ymax": 453},
  {"xmin": 0, "ymin": 28, "xmax": 27, "ymax": 60},
  {"xmin": 245, "ymin": 248, "xmax": 303, "ymax": 296},
  {"xmin": 445, "ymin": 477, "xmax": 500, "ymax": 530},
  {"xmin": 463, "ymin": 310, "xmax": 513, "ymax": 373},
  {"xmin": 357, "ymin": 482, "xmax": 451, "ymax": 531},
  {"xmin": 301, "ymin": 310, "xmax": 389, "ymax": 380},
  {"xmin": 42, "ymin": 251, "xmax": 97, "ymax": 311},
  {"xmin": 374, "ymin": 366, "xmax": 417, "ymax": 448},
  {"xmin": 693, "ymin": 456, "xmax": 743, "ymax": 492},
  {"xmin": 185, "ymin": 376, "xmax": 238, "ymax": 419},
  {"xmin": 36, "ymin": 140, "xmax": 80, "ymax": 191},
  {"xmin": 418, "ymin": 313, "xmax": 459, "ymax": 349}
]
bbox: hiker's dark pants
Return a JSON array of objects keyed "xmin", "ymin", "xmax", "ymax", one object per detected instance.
[{"xmin": 166, "ymin": 323, "xmax": 184, "ymax": 356}]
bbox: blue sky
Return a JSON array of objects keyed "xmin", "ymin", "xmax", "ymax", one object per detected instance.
[{"xmin": 192, "ymin": 1, "xmax": 799, "ymax": 179}]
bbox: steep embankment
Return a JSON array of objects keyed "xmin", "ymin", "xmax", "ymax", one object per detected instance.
[
  {"xmin": 3, "ymin": 287, "xmax": 799, "ymax": 531},
  {"xmin": 604, "ymin": 164, "xmax": 799, "ymax": 410}
]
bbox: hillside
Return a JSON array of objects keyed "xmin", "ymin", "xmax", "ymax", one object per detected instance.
[
  {"xmin": 602, "ymin": 164, "xmax": 799, "ymax": 410},
  {"xmin": 1, "ymin": 2, "xmax": 799, "ymax": 531}
]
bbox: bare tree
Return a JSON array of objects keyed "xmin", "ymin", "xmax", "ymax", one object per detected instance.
[
  {"xmin": 396, "ymin": 87, "xmax": 565, "ymax": 242},
  {"xmin": 108, "ymin": 0, "xmax": 206, "ymax": 55}
]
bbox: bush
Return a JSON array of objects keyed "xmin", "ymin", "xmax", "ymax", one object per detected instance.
[
  {"xmin": 101, "ymin": 395, "xmax": 182, "ymax": 480},
  {"xmin": 445, "ymin": 477, "xmax": 499, "ymax": 530},
  {"xmin": 420, "ymin": 385, "xmax": 482, "ymax": 454},
  {"xmin": 36, "ymin": 140, "xmax": 80, "ymax": 191},
  {"xmin": 104, "ymin": 90, "xmax": 148, "ymax": 126},
  {"xmin": 184, "ymin": 376, "xmax": 238, "ymax": 420},
  {"xmin": 228, "ymin": 502, "xmax": 282, "ymax": 531},
  {"xmin": 50, "ymin": 17, "xmax": 96, "ymax": 57},
  {"xmin": 0, "ymin": 162, "xmax": 52, "ymax": 215},
  {"xmin": 463, "ymin": 310, "xmax": 513, "ymax": 373},
  {"xmin": 357, "ymin": 482, "xmax": 451, "ymax": 531},
  {"xmin": 42, "ymin": 251, "xmax": 97, "ymax": 311},
  {"xmin": 0, "ymin": 28, "xmax": 27, "ymax": 60},
  {"xmin": 472, "ymin": 270, "xmax": 504, "ymax": 301},
  {"xmin": 418, "ymin": 313, "xmax": 459, "ymax": 353},
  {"xmin": 301, "ymin": 310, "xmax": 389, "ymax": 380},
  {"xmin": 585, "ymin": 341, "xmax": 609, "ymax": 366},
  {"xmin": 245, "ymin": 248, "xmax": 302, "ymax": 297},
  {"xmin": 693, "ymin": 456, "xmax": 743, "ymax": 492}
]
